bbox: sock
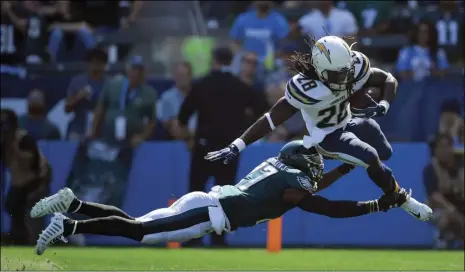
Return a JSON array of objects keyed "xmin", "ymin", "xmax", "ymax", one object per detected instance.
[
  {"xmin": 65, "ymin": 216, "xmax": 144, "ymax": 241},
  {"xmin": 366, "ymin": 163, "xmax": 400, "ymax": 194},
  {"xmin": 69, "ymin": 200, "xmax": 134, "ymax": 220}
]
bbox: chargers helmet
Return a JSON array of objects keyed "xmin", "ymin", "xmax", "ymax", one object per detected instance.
[{"xmin": 311, "ymin": 36, "xmax": 355, "ymax": 92}]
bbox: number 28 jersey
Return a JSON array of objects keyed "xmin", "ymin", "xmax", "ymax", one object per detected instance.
[{"xmin": 285, "ymin": 51, "xmax": 371, "ymax": 146}]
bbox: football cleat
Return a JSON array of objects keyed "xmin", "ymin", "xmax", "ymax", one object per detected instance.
[
  {"xmin": 398, "ymin": 188, "xmax": 433, "ymax": 221},
  {"xmin": 36, "ymin": 213, "xmax": 68, "ymax": 255},
  {"xmin": 30, "ymin": 187, "xmax": 76, "ymax": 218}
]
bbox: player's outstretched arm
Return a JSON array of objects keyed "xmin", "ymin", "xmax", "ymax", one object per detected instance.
[
  {"xmin": 297, "ymin": 193, "xmax": 401, "ymax": 218},
  {"xmin": 316, "ymin": 163, "xmax": 355, "ymax": 192},
  {"xmin": 240, "ymin": 97, "xmax": 298, "ymax": 145},
  {"xmin": 205, "ymin": 97, "xmax": 297, "ymax": 163}
]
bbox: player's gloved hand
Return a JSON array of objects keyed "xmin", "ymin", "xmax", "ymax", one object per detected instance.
[
  {"xmin": 204, "ymin": 144, "xmax": 240, "ymax": 164},
  {"xmin": 377, "ymin": 189, "xmax": 410, "ymax": 212},
  {"xmin": 351, "ymin": 99, "xmax": 389, "ymax": 119}
]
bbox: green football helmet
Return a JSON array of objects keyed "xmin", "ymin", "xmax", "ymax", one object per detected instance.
[{"xmin": 278, "ymin": 140, "xmax": 324, "ymax": 181}]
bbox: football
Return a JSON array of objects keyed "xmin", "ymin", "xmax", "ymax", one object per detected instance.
[{"xmin": 349, "ymin": 87, "xmax": 382, "ymax": 109}]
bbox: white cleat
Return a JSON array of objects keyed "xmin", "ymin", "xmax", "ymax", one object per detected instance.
[
  {"xmin": 30, "ymin": 187, "xmax": 76, "ymax": 218},
  {"xmin": 399, "ymin": 188, "xmax": 433, "ymax": 221},
  {"xmin": 36, "ymin": 213, "xmax": 68, "ymax": 255}
]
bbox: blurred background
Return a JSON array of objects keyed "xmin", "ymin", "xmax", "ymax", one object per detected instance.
[{"xmin": 1, "ymin": 0, "xmax": 463, "ymax": 250}]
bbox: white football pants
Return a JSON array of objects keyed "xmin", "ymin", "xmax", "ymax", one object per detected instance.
[{"xmin": 136, "ymin": 191, "xmax": 219, "ymax": 244}]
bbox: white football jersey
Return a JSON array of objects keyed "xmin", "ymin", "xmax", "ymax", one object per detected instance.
[{"xmin": 284, "ymin": 50, "xmax": 371, "ymax": 146}]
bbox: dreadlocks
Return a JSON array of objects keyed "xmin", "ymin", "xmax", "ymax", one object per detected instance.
[
  {"xmin": 289, "ymin": 34, "xmax": 319, "ymax": 79},
  {"xmin": 290, "ymin": 52, "xmax": 317, "ymax": 79}
]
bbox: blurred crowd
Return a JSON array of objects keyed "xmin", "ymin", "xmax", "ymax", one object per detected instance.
[
  {"xmin": 1, "ymin": 0, "xmax": 142, "ymax": 64},
  {"xmin": 1, "ymin": 1, "xmax": 463, "ymax": 248},
  {"xmin": 423, "ymin": 101, "xmax": 464, "ymax": 249},
  {"xmin": 4, "ymin": 0, "xmax": 463, "ymax": 159}
]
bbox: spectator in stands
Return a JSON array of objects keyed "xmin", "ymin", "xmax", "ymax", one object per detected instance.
[
  {"xmin": 1, "ymin": 109, "xmax": 52, "ymax": 245},
  {"xmin": 65, "ymin": 48, "xmax": 109, "ymax": 141},
  {"xmin": 424, "ymin": 0, "xmax": 462, "ymax": 47},
  {"xmin": 438, "ymin": 100, "xmax": 464, "ymax": 154},
  {"xmin": 280, "ymin": 15, "xmax": 307, "ymax": 53},
  {"xmin": 90, "ymin": 56, "xmax": 156, "ymax": 148},
  {"xmin": 388, "ymin": 1, "xmax": 417, "ymax": 34},
  {"xmin": 424, "ymin": 134, "xmax": 464, "ymax": 249},
  {"xmin": 157, "ymin": 61, "xmax": 196, "ymax": 143},
  {"xmin": 264, "ymin": 42, "xmax": 305, "ymax": 142},
  {"xmin": 201, "ymin": 1, "xmax": 235, "ymax": 29},
  {"xmin": 1, "ymin": 1, "xmax": 60, "ymax": 64},
  {"xmin": 238, "ymin": 52, "xmax": 268, "ymax": 126},
  {"xmin": 265, "ymin": 42, "xmax": 297, "ymax": 106},
  {"xmin": 229, "ymin": 1, "xmax": 289, "ymax": 73},
  {"xmin": 344, "ymin": 1, "xmax": 392, "ymax": 35},
  {"xmin": 21, "ymin": 1, "xmax": 55, "ymax": 64},
  {"xmin": 396, "ymin": 21, "xmax": 449, "ymax": 82},
  {"xmin": 299, "ymin": 1, "xmax": 358, "ymax": 39},
  {"xmin": 18, "ymin": 89, "xmax": 61, "ymax": 141},
  {"xmin": 1, "ymin": 1, "xmax": 25, "ymax": 66},
  {"xmin": 239, "ymin": 52, "xmax": 264, "ymax": 90},
  {"xmin": 51, "ymin": 1, "xmax": 143, "ymax": 62},
  {"xmin": 119, "ymin": 1, "xmax": 144, "ymax": 30},
  {"xmin": 48, "ymin": 1, "xmax": 96, "ymax": 62}
]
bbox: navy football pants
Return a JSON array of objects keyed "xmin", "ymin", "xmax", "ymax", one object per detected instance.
[{"xmin": 317, "ymin": 118, "xmax": 393, "ymax": 168}]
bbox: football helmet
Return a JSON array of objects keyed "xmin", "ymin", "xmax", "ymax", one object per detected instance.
[
  {"xmin": 278, "ymin": 140, "xmax": 324, "ymax": 182},
  {"xmin": 311, "ymin": 36, "xmax": 355, "ymax": 92}
]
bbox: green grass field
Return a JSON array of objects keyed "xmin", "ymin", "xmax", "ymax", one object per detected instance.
[{"xmin": 1, "ymin": 246, "xmax": 463, "ymax": 271}]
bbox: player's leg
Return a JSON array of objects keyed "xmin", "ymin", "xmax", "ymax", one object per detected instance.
[
  {"xmin": 35, "ymin": 191, "xmax": 219, "ymax": 255},
  {"xmin": 35, "ymin": 213, "xmax": 144, "ymax": 255},
  {"xmin": 30, "ymin": 188, "xmax": 134, "ymax": 219},
  {"xmin": 317, "ymin": 129, "xmax": 396, "ymax": 190},
  {"xmin": 184, "ymin": 145, "xmax": 212, "ymax": 247},
  {"xmin": 348, "ymin": 117, "xmax": 393, "ymax": 161},
  {"xmin": 211, "ymin": 156, "xmax": 240, "ymax": 247},
  {"xmin": 136, "ymin": 191, "xmax": 216, "ymax": 244},
  {"xmin": 317, "ymin": 129, "xmax": 432, "ymax": 221}
]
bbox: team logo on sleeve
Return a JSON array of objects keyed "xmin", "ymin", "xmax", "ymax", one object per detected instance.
[
  {"xmin": 315, "ymin": 42, "xmax": 331, "ymax": 64},
  {"xmin": 297, "ymin": 176, "xmax": 317, "ymax": 193}
]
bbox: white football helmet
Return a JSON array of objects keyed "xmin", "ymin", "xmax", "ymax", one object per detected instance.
[{"xmin": 311, "ymin": 36, "xmax": 355, "ymax": 92}]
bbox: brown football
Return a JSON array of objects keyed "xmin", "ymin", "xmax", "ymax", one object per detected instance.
[{"xmin": 349, "ymin": 87, "xmax": 382, "ymax": 109}]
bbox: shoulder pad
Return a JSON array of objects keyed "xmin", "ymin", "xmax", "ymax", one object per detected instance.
[
  {"xmin": 285, "ymin": 74, "xmax": 323, "ymax": 107},
  {"xmin": 351, "ymin": 51, "xmax": 371, "ymax": 90}
]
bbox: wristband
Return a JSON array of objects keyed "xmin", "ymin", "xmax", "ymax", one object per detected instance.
[
  {"xmin": 264, "ymin": 112, "xmax": 276, "ymax": 130},
  {"xmin": 232, "ymin": 138, "xmax": 246, "ymax": 152},
  {"xmin": 379, "ymin": 100, "xmax": 390, "ymax": 113}
]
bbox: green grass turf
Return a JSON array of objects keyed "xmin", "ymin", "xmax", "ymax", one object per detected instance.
[{"xmin": 1, "ymin": 246, "xmax": 463, "ymax": 271}]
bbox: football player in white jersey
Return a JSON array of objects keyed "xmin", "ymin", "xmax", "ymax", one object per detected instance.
[{"xmin": 205, "ymin": 35, "xmax": 433, "ymax": 222}]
